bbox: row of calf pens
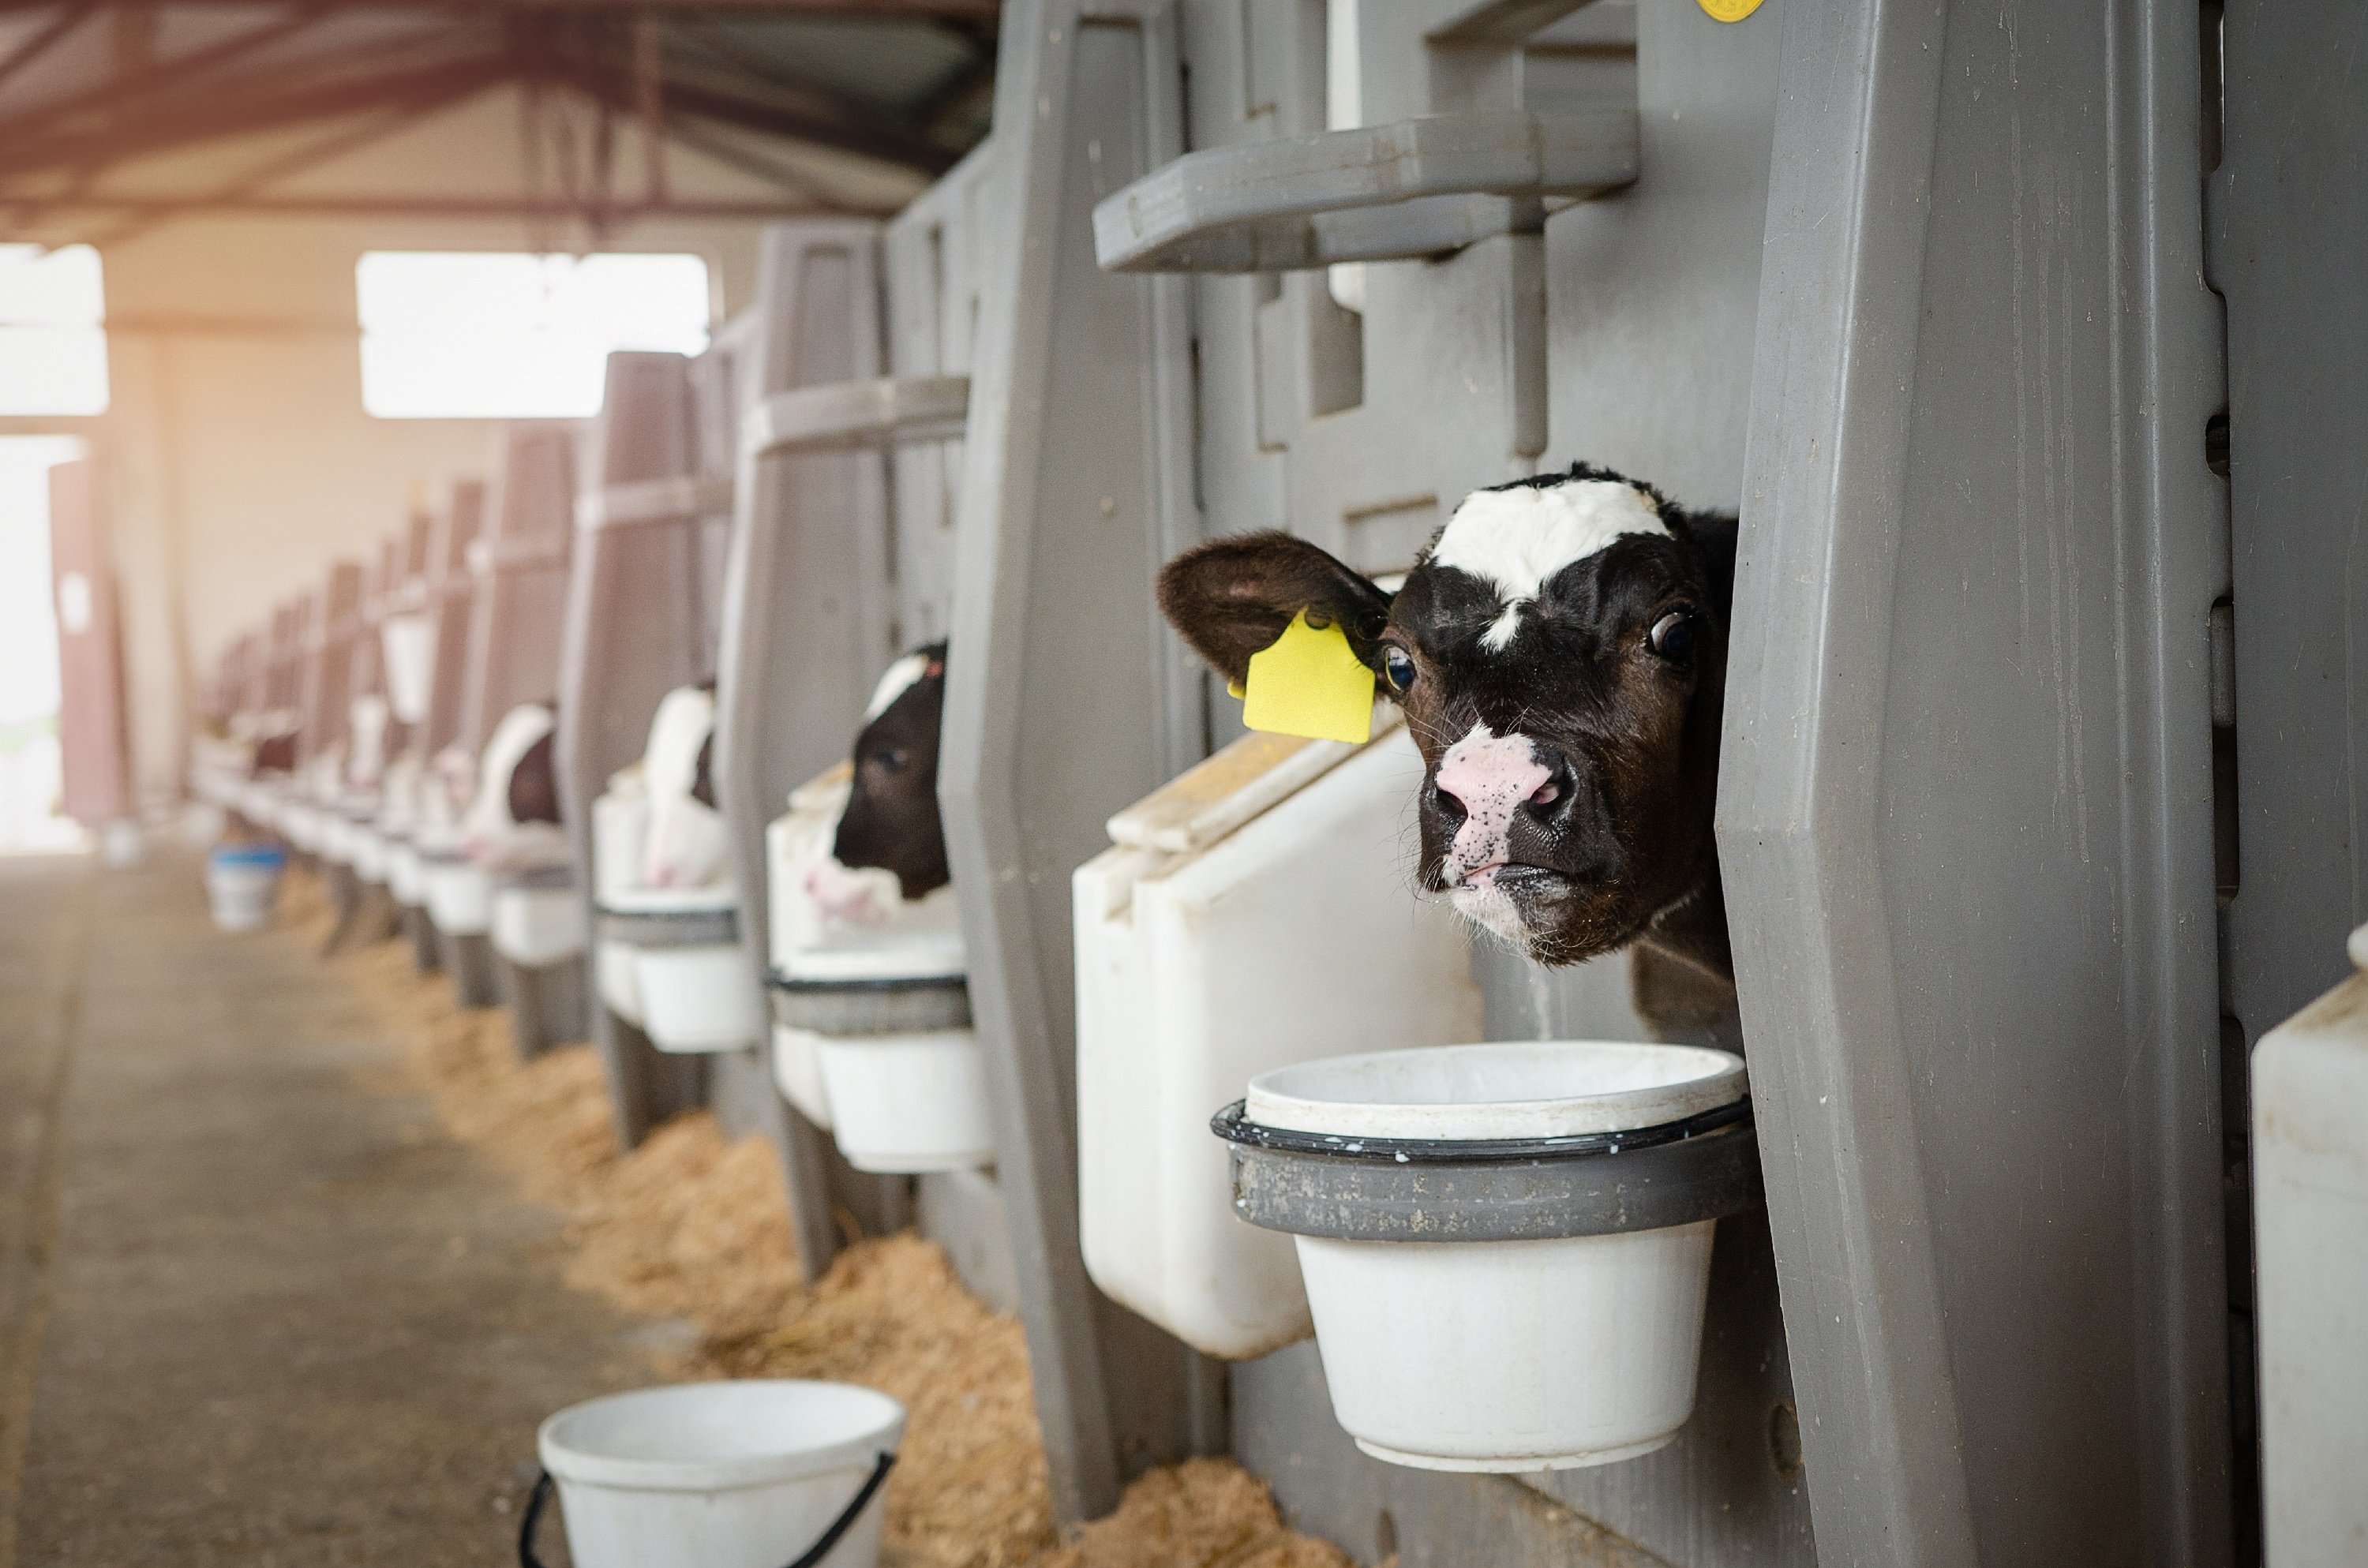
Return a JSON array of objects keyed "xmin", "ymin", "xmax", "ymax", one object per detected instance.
[{"xmin": 183, "ymin": 1, "xmax": 2368, "ymax": 1565}]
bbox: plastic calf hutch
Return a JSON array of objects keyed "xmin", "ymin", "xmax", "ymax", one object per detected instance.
[
  {"xmin": 412, "ymin": 485, "xmax": 496, "ymax": 1000},
  {"xmin": 556, "ymin": 348, "xmax": 762, "ymax": 1147},
  {"xmin": 464, "ymin": 425, "xmax": 590, "ymax": 1057},
  {"xmin": 714, "ymin": 183, "xmax": 1017, "ymax": 1300}
]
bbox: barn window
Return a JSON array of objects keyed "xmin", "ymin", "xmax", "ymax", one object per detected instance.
[
  {"xmin": 0, "ymin": 246, "xmax": 109, "ymax": 417},
  {"xmin": 357, "ymin": 251, "xmax": 713, "ymax": 419}
]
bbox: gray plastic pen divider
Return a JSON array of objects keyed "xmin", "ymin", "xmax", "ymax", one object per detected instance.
[
  {"xmin": 742, "ymin": 375, "xmax": 972, "ymax": 458},
  {"xmin": 1092, "ymin": 107, "xmax": 1636, "ymax": 273},
  {"xmin": 708, "ymin": 218, "xmax": 916, "ymax": 1279}
]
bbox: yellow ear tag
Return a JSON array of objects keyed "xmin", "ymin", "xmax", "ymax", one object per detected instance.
[{"xmin": 1240, "ymin": 611, "xmax": 1375, "ymax": 744}]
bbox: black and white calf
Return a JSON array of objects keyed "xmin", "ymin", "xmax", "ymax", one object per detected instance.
[
  {"xmin": 458, "ymin": 702, "xmax": 567, "ymax": 870},
  {"xmin": 1159, "ymin": 464, "xmax": 1736, "ymax": 1027},
  {"xmin": 802, "ymin": 642, "xmax": 951, "ymax": 924}
]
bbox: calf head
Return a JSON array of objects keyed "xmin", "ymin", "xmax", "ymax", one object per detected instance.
[
  {"xmin": 1160, "ymin": 464, "xmax": 1735, "ymax": 981},
  {"xmin": 459, "ymin": 702, "xmax": 564, "ymax": 867},
  {"xmin": 806, "ymin": 644, "xmax": 950, "ymax": 922},
  {"xmin": 639, "ymin": 683, "xmax": 729, "ymax": 890}
]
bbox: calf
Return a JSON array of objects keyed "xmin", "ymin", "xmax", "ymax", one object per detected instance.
[
  {"xmin": 1159, "ymin": 465, "xmax": 1736, "ymax": 1029},
  {"xmin": 803, "ymin": 643, "xmax": 950, "ymax": 925},
  {"xmin": 459, "ymin": 702, "xmax": 567, "ymax": 871},
  {"xmin": 637, "ymin": 683, "xmax": 729, "ymax": 891}
]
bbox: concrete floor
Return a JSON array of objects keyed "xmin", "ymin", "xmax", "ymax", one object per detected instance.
[{"xmin": 0, "ymin": 850, "xmax": 660, "ymax": 1566}]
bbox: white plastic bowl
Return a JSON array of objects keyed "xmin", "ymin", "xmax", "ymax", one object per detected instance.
[
  {"xmin": 493, "ymin": 883, "xmax": 588, "ymax": 967},
  {"xmin": 772, "ymin": 1024, "xmax": 834, "ymax": 1127},
  {"xmin": 1250, "ymin": 1039, "xmax": 1746, "ymax": 1473},
  {"xmin": 634, "ymin": 944, "xmax": 762, "ymax": 1053},
  {"xmin": 814, "ymin": 1028, "xmax": 995, "ymax": 1173},
  {"xmin": 538, "ymin": 1380, "xmax": 904, "ymax": 1568},
  {"xmin": 424, "ymin": 859, "xmax": 493, "ymax": 935}
]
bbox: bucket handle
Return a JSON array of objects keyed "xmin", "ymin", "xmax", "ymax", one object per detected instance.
[{"xmin": 519, "ymin": 1449, "xmax": 897, "ymax": 1568}]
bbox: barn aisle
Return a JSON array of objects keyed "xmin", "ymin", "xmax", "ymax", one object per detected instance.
[{"xmin": 0, "ymin": 850, "xmax": 650, "ymax": 1567}]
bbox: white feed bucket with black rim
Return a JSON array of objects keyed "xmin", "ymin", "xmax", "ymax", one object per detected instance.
[
  {"xmin": 205, "ymin": 842, "xmax": 286, "ymax": 930},
  {"xmin": 780, "ymin": 927, "xmax": 991, "ymax": 1174},
  {"xmin": 1220, "ymin": 1040, "xmax": 1757, "ymax": 1473},
  {"xmin": 763, "ymin": 765, "xmax": 992, "ymax": 1169},
  {"xmin": 528, "ymin": 1381, "xmax": 904, "ymax": 1568}
]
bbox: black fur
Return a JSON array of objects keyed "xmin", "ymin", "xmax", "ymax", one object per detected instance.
[
  {"xmin": 1159, "ymin": 464, "xmax": 1738, "ymax": 1027},
  {"xmin": 831, "ymin": 643, "xmax": 951, "ymax": 900}
]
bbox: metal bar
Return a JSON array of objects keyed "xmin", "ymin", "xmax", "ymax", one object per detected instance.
[
  {"xmin": 0, "ymin": 4, "xmax": 332, "ymax": 148},
  {"xmin": 70, "ymin": 65, "xmax": 504, "ymax": 244},
  {"xmin": 9, "ymin": 192, "xmax": 831, "ymax": 218},
  {"xmin": 0, "ymin": 37, "xmax": 487, "ymax": 178},
  {"xmin": 0, "ymin": 0, "xmax": 995, "ymax": 14},
  {"xmin": 0, "ymin": 3, "xmax": 96, "ymax": 95}
]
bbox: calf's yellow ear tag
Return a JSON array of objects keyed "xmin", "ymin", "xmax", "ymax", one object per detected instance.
[{"xmin": 1241, "ymin": 611, "xmax": 1375, "ymax": 744}]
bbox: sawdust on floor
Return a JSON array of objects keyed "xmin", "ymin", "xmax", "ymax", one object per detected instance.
[{"xmin": 298, "ymin": 869, "xmax": 1353, "ymax": 1568}]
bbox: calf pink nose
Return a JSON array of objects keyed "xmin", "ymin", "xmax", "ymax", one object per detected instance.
[{"xmin": 1433, "ymin": 728, "xmax": 1553, "ymax": 881}]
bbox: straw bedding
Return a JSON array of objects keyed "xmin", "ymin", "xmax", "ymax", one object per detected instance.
[{"xmin": 295, "ymin": 872, "xmax": 1351, "ymax": 1568}]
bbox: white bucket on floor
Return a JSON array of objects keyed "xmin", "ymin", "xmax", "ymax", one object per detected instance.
[
  {"xmin": 814, "ymin": 1029, "xmax": 995, "ymax": 1173},
  {"xmin": 537, "ymin": 1380, "xmax": 904, "ymax": 1568},
  {"xmin": 205, "ymin": 844, "xmax": 286, "ymax": 931},
  {"xmin": 424, "ymin": 859, "xmax": 493, "ymax": 935},
  {"xmin": 634, "ymin": 943, "xmax": 761, "ymax": 1053},
  {"xmin": 1250, "ymin": 1041, "xmax": 1745, "ymax": 1472}
]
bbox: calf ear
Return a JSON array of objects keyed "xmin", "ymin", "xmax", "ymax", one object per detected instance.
[{"xmin": 1158, "ymin": 531, "xmax": 1394, "ymax": 687}]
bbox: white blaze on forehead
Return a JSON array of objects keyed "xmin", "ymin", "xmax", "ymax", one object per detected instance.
[
  {"xmin": 864, "ymin": 652, "xmax": 933, "ymax": 721},
  {"xmin": 1429, "ymin": 478, "xmax": 1668, "ymax": 650}
]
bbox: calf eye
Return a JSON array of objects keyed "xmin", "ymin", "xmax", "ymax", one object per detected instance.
[
  {"xmin": 868, "ymin": 747, "xmax": 911, "ymax": 774},
  {"xmin": 1647, "ymin": 612, "xmax": 1695, "ymax": 663},
  {"xmin": 1381, "ymin": 646, "xmax": 1418, "ymax": 694}
]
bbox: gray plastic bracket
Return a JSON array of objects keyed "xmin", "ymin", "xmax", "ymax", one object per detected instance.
[
  {"xmin": 573, "ymin": 474, "xmax": 736, "ymax": 533},
  {"xmin": 1093, "ymin": 108, "xmax": 1635, "ymax": 272},
  {"xmin": 744, "ymin": 375, "xmax": 972, "ymax": 457}
]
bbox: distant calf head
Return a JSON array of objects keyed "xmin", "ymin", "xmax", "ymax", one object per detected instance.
[
  {"xmin": 1160, "ymin": 464, "xmax": 1735, "ymax": 979},
  {"xmin": 807, "ymin": 644, "xmax": 950, "ymax": 922},
  {"xmin": 459, "ymin": 702, "xmax": 562, "ymax": 866},
  {"xmin": 639, "ymin": 683, "xmax": 729, "ymax": 891}
]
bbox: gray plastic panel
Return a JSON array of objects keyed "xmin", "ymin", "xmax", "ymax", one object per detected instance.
[
  {"xmin": 939, "ymin": 0, "xmax": 1220, "ymax": 1526},
  {"xmin": 418, "ymin": 484, "xmax": 485, "ymax": 760},
  {"xmin": 1722, "ymin": 3, "xmax": 2231, "ymax": 1566},
  {"xmin": 296, "ymin": 559, "xmax": 363, "ymax": 765},
  {"xmin": 710, "ymin": 217, "xmax": 913, "ymax": 1278},
  {"xmin": 459, "ymin": 428, "xmax": 575, "ymax": 756},
  {"xmin": 556, "ymin": 350, "xmax": 731, "ymax": 1145},
  {"xmin": 1095, "ymin": 109, "xmax": 1636, "ymax": 272},
  {"xmin": 883, "ymin": 140, "xmax": 999, "ymax": 649},
  {"xmin": 2214, "ymin": 7, "xmax": 2368, "ymax": 1065}
]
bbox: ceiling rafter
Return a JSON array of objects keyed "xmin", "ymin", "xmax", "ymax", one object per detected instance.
[
  {"xmin": 0, "ymin": 0, "xmax": 999, "ymax": 16},
  {"xmin": 0, "ymin": 0, "xmax": 992, "ymax": 237}
]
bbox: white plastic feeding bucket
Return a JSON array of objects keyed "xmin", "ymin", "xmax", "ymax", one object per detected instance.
[
  {"xmin": 635, "ymin": 934, "xmax": 762, "ymax": 1052},
  {"xmin": 766, "ymin": 765, "xmax": 994, "ymax": 1173},
  {"xmin": 493, "ymin": 882, "xmax": 589, "ymax": 968},
  {"xmin": 205, "ymin": 843, "xmax": 285, "ymax": 931},
  {"xmin": 1072, "ymin": 720, "xmax": 1483, "ymax": 1358},
  {"xmin": 380, "ymin": 612, "xmax": 436, "ymax": 724},
  {"xmin": 424, "ymin": 857, "xmax": 493, "ymax": 935},
  {"xmin": 1224, "ymin": 1041, "xmax": 1755, "ymax": 1473},
  {"xmin": 789, "ymin": 933, "xmax": 991, "ymax": 1175},
  {"xmin": 2253, "ymin": 923, "xmax": 2368, "ymax": 1562},
  {"xmin": 533, "ymin": 1381, "xmax": 904, "ymax": 1568}
]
